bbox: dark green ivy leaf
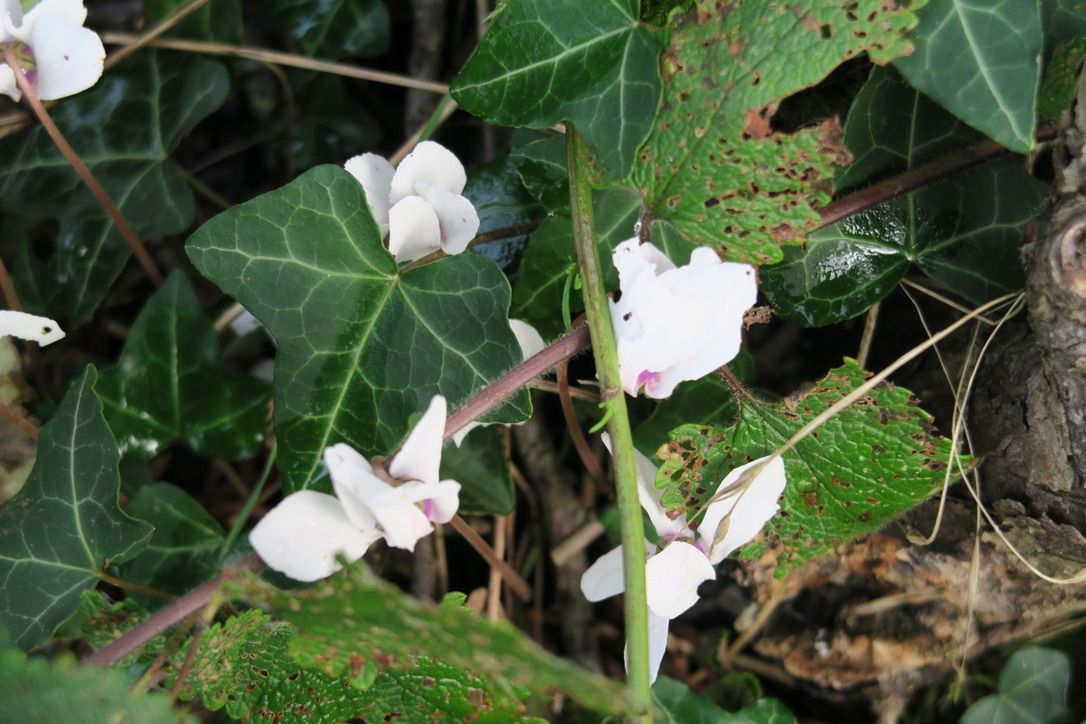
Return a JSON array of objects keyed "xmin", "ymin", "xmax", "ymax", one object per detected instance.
[
  {"xmin": 441, "ymin": 427, "xmax": 515, "ymax": 515},
  {"xmin": 120, "ymin": 483, "xmax": 225, "ymax": 595},
  {"xmin": 0, "ymin": 51, "xmax": 229, "ymax": 327},
  {"xmin": 462, "ymin": 154, "xmax": 544, "ymax": 269},
  {"xmin": 187, "ymin": 165, "xmax": 531, "ymax": 493},
  {"xmin": 144, "ymin": 0, "xmax": 244, "ymax": 42},
  {"xmin": 268, "ymin": 0, "xmax": 390, "ymax": 59},
  {"xmin": 0, "ymin": 367, "xmax": 152, "ymax": 650},
  {"xmin": 97, "ymin": 272, "xmax": 270, "ymax": 461},
  {"xmin": 451, "ymin": 0, "xmax": 662, "ymax": 179},
  {"xmin": 893, "ymin": 0, "xmax": 1042, "ymax": 152},
  {"xmin": 762, "ymin": 67, "xmax": 1046, "ymax": 326},
  {"xmin": 960, "ymin": 646, "xmax": 1072, "ymax": 724}
]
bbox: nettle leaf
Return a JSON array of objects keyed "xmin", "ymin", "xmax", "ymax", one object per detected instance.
[
  {"xmin": 187, "ymin": 165, "xmax": 531, "ymax": 493},
  {"xmin": 653, "ymin": 677, "xmax": 797, "ymax": 724},
  {"xmin": 268, "ymin": 0, "xmax": 390, "ymax": 59},
  {"xmin": 78, "ymin": 591, "xmax": 154, "ymax": 651},
  {"xmin": 511, "ymin": 187, "xmax": 642, "ymax": 339},
  {"xmin": 451, "ymin": 0, "xmax": 662, "ymax": 178},
  {"xmin": 893, "ymin": 0, "xmax": 1042, "ymax": 152},
  {"xmin": 0, "ymin": 638, "xmax": 187, "ymax": 723},
  {"xmin": 656, "ymin": 360, "xmax": 956, "ymax": 576},
  {"xmin": 442, "ymin": 427, "xmax": 516, "ymax": 515},
  {"xmin": 462, "ymin": 154, "xmax": 544, "ymax": 269},
  {"xmin": 167, "ymin": 608, "xmax": 523, "ymax": 723},
  {"xmin": 762, "ymin": 67, "xmax": 1046, "ymax": 326},
  {"xmin": 633, "ymin": 0, "xmax": 922, "ymax": 264},
  {"xmin": 233, "ymin": 567, "xmax": 635, "ymax": 715},
  {"xmin": 97, "ymin": 273, "xmax": 269, "ymax": 461},
  {"xmin": 120, "ymin": 483, "xmax": 224, "ymax": 595},
  {"xmin": 0, "ymin": 51, "xmax": 229, "ymax": 327},
  {"xmin": 0, "ymin": 367, "xmax": 152, "ymax": 650},
  {"xmin": 960, "ymin": 646, "xmax": 1072, "ymax": 724},
  {"xmin": 144, "ymin": 0, "xmax": 243, "ymax": 42}
]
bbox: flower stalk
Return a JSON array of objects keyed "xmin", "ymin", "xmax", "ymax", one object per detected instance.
[{"xmin": 566, "ymin": 126, "xmax": 653, "ymax": 720}]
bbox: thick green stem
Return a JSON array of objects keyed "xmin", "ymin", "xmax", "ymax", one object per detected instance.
[{"xmin": 567, "ymin": 127, "xmax": 653, "ymax": 720}]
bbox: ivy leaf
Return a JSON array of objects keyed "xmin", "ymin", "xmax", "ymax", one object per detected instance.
[
  {"xmin": 167, "ymin": 609, "xmax": 526, "ymax": 723},
  {"xmin": 187, "ymin": 165, "xmax": 531, "ymax": 493},
  {"xmin": 0, "ymin": 637, "xmax": 187, "ymax": 723},
  {"xmin": 509, "ymin": 134, "xmax": 569, "ymax": 213},
  {"xmin": 441, "ymin": 427, "xmax": 516, "ymax": 515},
  {"xmin": 97, "ymin": 272, "xmax": 269, "ymax": 461},
  {"xmin": 762, "ymin": 67, "xmax": 1046, "ymax": 326},
  {"xmin": 233, "ymin": 567, "xmax": 635, "ymax": 715},
  {"xmin": 1043, "ymin": 0, "xmax": 1086, "ymax": 48},
  {"xmin": 893, "ymin": 0, "xmax": 1042, "ymax": 152},
  {"xmin": 288, "ymin": 72, "xmax": 382, "ymax": 170},
  {"xmin": 462, "ymin": 154, "xmax": 544, "ymax": 269},
  {"xmin": 633, "ymin": 0, "xmax": 923, "ymax": 264},
  {"xmin": 0, "ymin": 367, "xmax": 152, "ymax": 650},
  {"xmin": 653, "ymin": 677, "xmax": 796, "ymax": 724},
  {"xmin": 510, "ymin": 187, "xmax": 642, "ymax": 339},
  {"xmin": 656, "ymin": 360, "xmax": 958, "ymax": 576},
  {"xmin": 120, "ymin": 483, "xmax": 224, "ymax": 595},
  {"xmin": 144, "ymin": 0, "xmax": 243, "ymax": 42},
  {"xmin": 960, "ymin": 647, "xmax": 1072, "ymax": 724},
  {"xmin": 0, "ymin": 52, "xmax": 229, "ymax": 327},
  {"xmin": 451, "ymin": 0, "xmax": 662, "ymax": 178},
  {"xmin": 268, "ymin": 0, "xmax": 389, "ymax": 58}
]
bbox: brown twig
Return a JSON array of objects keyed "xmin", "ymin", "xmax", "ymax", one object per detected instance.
[
  {"xmin": 0, "ymin": 400, "xmax": 38, "ymax": 440},
  {"xmin": 557, "ymin": 362, "xmax": 607, "ymax": 482},
  {"xmin": 168, "ymin": 587, "xmax": 222, "ymax": 701},
  {"xmin": 85, "ymin": 552, "xmax": 263, "ymax": 668},
  {"xmin": 402, "ymin": 221, "xmax": 543, "ymax": 271},
  {"xmin": 104, "ymin": 0, "xmax": 213, "ymax": 70},
  {"xmin": 0, "ymin": 256, "xmax": 22, "ymax": 312},
  {"xmin": 449, "ymin": 515, "xmax": 533, "ymax": 600},
  {"xmin": 817, "ymin": 123, "xmax": 1058, "ymax": 227},
  {"xmin": 2, "ymin": 47, "xmax": 165, "ymax": 287},
  {"xmin": 100, "ymin": 33, "xmax": 450, "ymax": 94}
]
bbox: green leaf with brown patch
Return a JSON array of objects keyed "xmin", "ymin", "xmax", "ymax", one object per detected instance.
[
  {"xmin": 655, "ymin": 360, "xmax": 958, "ymax": 576},
  {"xmin": 166, "ymin": 609, "xmax": 526, "ymax": 723},
  {"xmin": 633, "ymin": 0, "xmax": 924, "ymax": 264},
  {"xmin": 232, "ymin": 566, "xmax": 635, "ymax": 716}
]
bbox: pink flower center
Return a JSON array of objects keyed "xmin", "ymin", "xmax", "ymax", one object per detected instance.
[
  {"xmin": 636, "ymin": 369, "xmax": 660, "ymax": 394},
  {"xmin": 421, "ymin": 498, "xmax": 435, "ymax": 520}
]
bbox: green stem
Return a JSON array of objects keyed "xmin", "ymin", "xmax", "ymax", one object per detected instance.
[
  {"xmin": 566, "ymin": 127, "xmax": 653, "ymax": 720},
  {"xmin": 219, "ymin": 444, "xmax": 277, "ymax": 560}
]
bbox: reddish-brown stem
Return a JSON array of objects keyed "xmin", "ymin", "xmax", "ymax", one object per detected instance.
[
  {"xmin": 556, "ymin": 361, "xmax": 607, "ymax": 482},
  {"xmin": 817, "ymin": 123, "xmax": 1057, "ymax": 227},
  {"xmin": 3, "ymin": 47, "xmax": 165, "ymax": 287},
  {"xmin": 449, "ymin": 515, "xmax": 532, "ymax": 601},
  {"xmin": 443, "ymin": 322, "xmax": 591, "ymax": 440},
  {"xmin": 85, "ymin": 552, "xmax": 263, "ymax": 668}
]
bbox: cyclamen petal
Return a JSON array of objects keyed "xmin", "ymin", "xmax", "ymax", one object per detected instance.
[
  {"xmin": 0, "ymin": 310, "xmax": 65, "ymax": 346},
  {"xmin": 580, "ymin": 544, "xmax": 628, "ymax": 602},
  {"xmin": 344, "ymin": 152, "xmax": 395, "ymax": 234},
  {"xmin": 610, "ymin": 238, "xmax": 758, "ymax": 399},
  {"xmin": 644, "ymin": 541, "xmax": 715, "ymax": 618},
  {"xmin": 249, "ymin": 491, "xmax": 378, "ymax": 582},
  {"xmin": 698, "ymin": 455, "xmax": 787, "ymax": 565},
  {"xmin": 388, "ymin": 395, "xmax": 446, "ymax": 486},
  {"xmin": 389, "ymin": 141, "xmax": 467, "ymax": 204},
  {"xmin": 388, "ymin": 195, "xmax": 442, "ymax": 262},
  {"xmin": 622, "ymin": 612, "xmax": 671, "ymax": 684},
  {"xmin": 0, "ymin": 1, "xmax": 103, "ymax": 102},
  {"xmin": 418, "ymin": 183, "xmax": 480, "ymax": 255}
]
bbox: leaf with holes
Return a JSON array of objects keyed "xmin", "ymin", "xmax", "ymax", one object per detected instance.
[
  {"xmin": 893, "ymin": 0, "xmax": 1042, "ymax": 152},
  {"xmin": 634, "ymin": 374, "xmax": 741, "ymax": 458},
  {"xmin": 186, "ymin": 165, "xmax": 531, "ymax": 493},
  {"xmin": 761, "ymin": 67, "xmax": 1046, "ymax": 326},
  {"xmin": 0, "ymin": 367, "xmax": 152, "ymax": 650},
  {"xmin": 633, "ymin": 0, "xmax": 923, "ymax": 264},
  {"xmin": 0, "ymin": 637, "xmax": 187, "ymax": 723},
  {"xmin": 656, "ymin": 360, "xmax": 958, "ymax": 576},
  {"xmin": 119, "ymin": 483, "xmax": 224, "ymax": 595},
  {"xmin": 0, "ymin": 51, "xmax": 228, "ymax": 327},
  {"xmin": 451, "ymin": 0, "xmax": 662, "ymax": 178},
  {"xmin": 96, "ymin": 272, "xmax": 269, "ymax": 461},
  {"xmin": 167, "ymin": 608, "xmax": 526, "ymax": 723},
  {"xmin": 233, "ymin": 567, "xmax": 635, "ymax": 715},
  {"xmin": 510, "ymin": 187, "xmax": 642, "ymax": 339},
  {"xmin": 268, "ymin": 0, "xmax": 389, "ymax": 58}
]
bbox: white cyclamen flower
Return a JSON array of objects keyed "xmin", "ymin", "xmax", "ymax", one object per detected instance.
[
  {"xmin": 610, "ymin": 239, "xmax": 758, "ymax": 399},
  {"xmin": 0, "ymin": 0, "xmax": 105, "ymax": 102},
  {"xmin": 450, "ymin": 318, "xmax": 545, "ymax": 446},
  {"xmin": 581, "ymin": 440, "xmax": 786, "ymax": 682},
  {"xmin": 0, "ymin": 310, "xmax": 64, "ymax": 345},
  {"xmin": 250, "ymin": 395, "xmax": 461, "ymax": 582},
  {"xmin": 345, "ymin": 141, "xmax": 480, "ymax": 264}
]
